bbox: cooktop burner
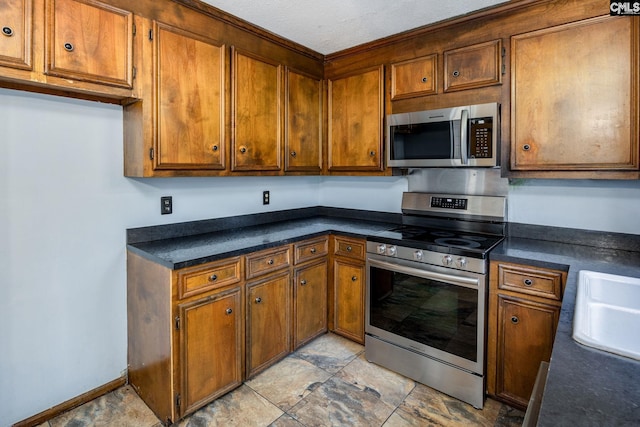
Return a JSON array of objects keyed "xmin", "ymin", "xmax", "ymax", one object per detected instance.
[{"xmin": 370, "ymin": 225, "xmax": 504, "ymax": 257}]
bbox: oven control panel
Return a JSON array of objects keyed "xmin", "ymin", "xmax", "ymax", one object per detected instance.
[{"xmin": 430, "ymin": 197, "xmax": 467, "ymax": 210}]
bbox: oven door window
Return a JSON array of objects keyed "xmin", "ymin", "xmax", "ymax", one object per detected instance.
[
  {"xmin": 390, "ymin": 121, "xmax": 457, "ymax": 160},
  {"xmin": 369, "ymin": 266, "xmax": 478, "ymax": 362}
]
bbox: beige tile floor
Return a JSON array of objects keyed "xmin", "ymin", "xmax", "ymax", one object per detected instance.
[{"xmin": 39, "ymin": 333, "xmax": 524, "ymax": 427}]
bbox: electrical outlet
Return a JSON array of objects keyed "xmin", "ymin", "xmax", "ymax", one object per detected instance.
[
  {"xmin": 161, "ymin": 196, "xmax": 172, "ymax": 214},
  {"xmin": 263, "ymin": 191, "xmax": 270, "ymax": 205}
]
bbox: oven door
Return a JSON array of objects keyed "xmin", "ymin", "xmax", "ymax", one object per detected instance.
[{"xmin": 366, "ymin": 254, "xmax": 486, "ymax": 374}]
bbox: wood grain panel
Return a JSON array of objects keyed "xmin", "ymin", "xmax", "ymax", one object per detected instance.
[{"xmin": 0, "ymin": 0, "xmax": 32, "ymax": 70}]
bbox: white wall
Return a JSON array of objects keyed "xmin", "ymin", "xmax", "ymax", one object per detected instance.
[{"xmin": 2, "ymin": 87, "xmax": 640, "ymax": 425}]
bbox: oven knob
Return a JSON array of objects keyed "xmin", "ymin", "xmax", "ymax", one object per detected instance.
[
  {"xmin": 442, "ymin": 255, "xmax": 453, "ymax": 266},
  {"xmin": 414, "ymin": 250, "xmax": 423, "ymax": 261},
  {"xmin": 457, "ymin": 257, "xmax": 468, "ymax": 268},
  {"xmin": 377, "ymin": 244, "xmax": 386, "ymax": 254},
  {"xmin": 387, "ymin": 245, "xmax": 397, "ymax": 256}
]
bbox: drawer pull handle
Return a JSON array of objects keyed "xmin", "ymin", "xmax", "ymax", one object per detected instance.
[
  {"xmin": 352, "ymin": 276, "xmax": 358, "ymax": 282},
  {"xmin": 255, "ymin": 297, "xmax": 262, "ymax": 304},
  {"xmin": 225, "ymin": 308, "xmax": 233, "ymax": 315},
  {"xmin": 64, "ymin": 42, "xmax": 74, "ymax": 52},
  {"xmin": 310, "ymin": 248, "xmax": 316, "ymax": 254},
  {"xmin": 209, "ymin": 274, "xmax": 218, "ymax": 281},
  {"xmin": 267, "ymin": 259, "xmax": 274, "ymax": 265},
  {"xmin": 346, "ymin": 246, "xmax": 352, "ymax": 252},
  {"xmin": 523, "ymin": 279, "xmax": 533, "ymax": 286},
  {"xmin": 300, "ymin": 279, "xmax": 307, "ymax": 286},
  {"xmin": 2, "ymin": 27, "xmax": 13, "ymax": 37},
  {"xmin": 511, "ymin": 316, "xmax": 519, "ymax": 324}
]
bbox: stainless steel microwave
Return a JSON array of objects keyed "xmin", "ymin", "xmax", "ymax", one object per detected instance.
[{"xmin": 386, "ymin": 102, "xmax": 500, "ymax": 168}]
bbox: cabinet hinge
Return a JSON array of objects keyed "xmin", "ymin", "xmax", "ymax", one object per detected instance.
[
  {"xmin": 132, "ymin": 23, "xmax": 136, "ymax": 36},
  {"xmin": 149, "ymin": 148, "xmax": 154, "ymax": 160},
  {"xmin": 132, "ymin": 66, "xmax": 136, "ymax": 80},
  {"xmin": 174, "ymin": 316, "xmax": 180, "ymax": 330},
  {"xmin": 175, "ymin": 393, "xmax": 181, "ymax": 411},
  {"xmin": 148, "ymin": 29, "xmax": 153, "ymax": 41},
  {"xmin": 501, "ymin": 47, "xmax": 506, "ymax": 75}
]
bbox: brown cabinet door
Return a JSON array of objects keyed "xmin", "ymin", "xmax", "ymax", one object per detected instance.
[
  {"xmin": 45, "ymin": 0, "xmax": 132, "ymax": 88},
  {"xmin": 293, "ymin": 260, "xmax": 327, "ymax": 348},
  {"xmin": 232, "ymin": 48, "xmax": 282, "ymax": 172},
  {"xmin": 246, "ymin": 272, "xmax": 290, "ymax": 377},
  {"xmin": 285, "ymin": 68, "xmax": 322, "ymax": 173},
  {"xmin": 328, "ymin": 65, "xmax": 384, "ymax": 172},
  {"xmin": 494, "ymin": 295, "xmax": 559, "ymax": 409},
  {"xmin": 177, "ymin": 286, "xmax": 243, "ymax": 417},
  {"xmin": 444, "ymin": 39, "xmax": 502, "ymax": 92},
  {"xmin": 391, "ymin": 54, "xmax": 437, "ymax": 100},
  {"xmin": 0, "ymin": 0, "xmax": 32, "ymax": 70},
  {"xmin": 333, "ymin": 258, "xmax": 365, "ymax": 344},
  {"xmin": 511, "ymin": 16, "xmax": 639, "ymax": 171},
  {"xmin": 153, "ymin": 22, "xmax": 226, "ymax": 170}
]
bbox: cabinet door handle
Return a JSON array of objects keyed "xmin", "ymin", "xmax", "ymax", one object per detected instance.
[
  {"xmin": 511, "ymin": 316, "xmax": 519, "ymax": 324},
  {"xmin": 225, "ymin": 308, "xmax": 233, "ymax": 315},
  {"xmin": 369, "ymin": 150, "xmax": 376, "ymax": 157},
  {"xmin": 523, "ymin": 279, "xmax": 533, "ymax": 286},
  {"xmin": 209, "ymin": 274, "xmax": 218, "ymax": 282},
  {"xmin": 239, "ymin": 146, "xmax": 247, "ymax": 154},
  {"xmin": 290, "ymin": 151, "xmax": 297, "ymax": 157},
  {"xmin": 351, "ymin": 276, "xmax": 358, "ymax": 282},
  {"xmin": 255, "ymin": 297, "xmax": 262, "ymax": 304},
  {"xmin": 267, "ymin": 259, "xmax": 274, "ymax": 265},
  {"xmin": 2, "ymin": 27, "xmax": 13, "ymax": 37},
  {"xmin": 300, "ymin": 279, "xmax": 307, "ymax": 286},
  {"xmin": 310, "ymin": 247, "xmax": 316, "ymax": 254},
  {"xmin": 452, "ymin": 70, "xmax": 460, "ymax": 77},
  {"xmin": 212, "ymin": 145, "xmax": 219, "ymax": 152},
  {"xmin": 523, "ymin": 144, "xmax": 531, "ymax": 151},
  {"xmin": 421, "ymin": 77, "xmax": 428, "ymax": 83},
  {"xmin": 63, "ymin": 42, "xmax": 74, "ymax": 52},
  {"xmin": 346, "ymin": 246, "xmax": 352, "ymax": 252}
]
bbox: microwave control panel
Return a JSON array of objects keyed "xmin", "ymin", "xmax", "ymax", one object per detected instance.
[{"xmin": 469, "ymin": 117, "xmax": 493, "ymax": 158}]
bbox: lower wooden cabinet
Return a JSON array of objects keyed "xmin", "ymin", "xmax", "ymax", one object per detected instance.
[
  {"xmin": 246, "ymin": 271, "xmax": 291, "ymax": 378},
  {"xmin": 293, "ymin": 259, "xmax": 328, "ymax": 348},
  {"xmin": 330, "ymin": 236, "xmax": 366, "ymax": 344},
  {"xmin": 487, "ymin": 260, "xmax": 567, "ymax": 410},
  {"xmin": 177, "ymin": 285, "xmax": 243, "ymax": 417}
]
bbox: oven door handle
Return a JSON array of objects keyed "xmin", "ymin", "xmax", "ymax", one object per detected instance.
[{"xmin": 367, "ymin": 258, "xmax": 480, "ymax": 290}]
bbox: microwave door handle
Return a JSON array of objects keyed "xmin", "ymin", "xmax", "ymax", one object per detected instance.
[{"xmin": 460, "ymin": 109, "xmax": 469, "ymax": 165}]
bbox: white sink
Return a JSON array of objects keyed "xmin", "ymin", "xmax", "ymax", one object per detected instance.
[{"xmin": 573, "ymin": 270, "xmax": 640, "ymax": 361}]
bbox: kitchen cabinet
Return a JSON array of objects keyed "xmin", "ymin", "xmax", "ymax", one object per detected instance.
[
  {"xmin": 245, "ymin": 245, "xmax": 291, "ymax": 377},
  {"xmin": 285, "ymin": 68, "xmax": 323, "ymax": 173},
  {"xmin": 232, "ymin": 48, "xmax": 282, "ymax": 172},
  {"xmin": 510, "ymin": 15, "xmax": 639, "ymax": 176},
  {"xmin": 487, "ymin": 260, "xmax": 567, "ymax": 410},
  {"xmin": 330, "ymin": 235, "xmax": 366, "ymax": 344},
  {"xmin": 292, "ymin": 237, "xmax": 329, "ymax": 348},
  {"xmin": 390, "ymin": 54, "xmax": 437, "ymax": 100},
  {"xmin": 45, "ymin": 0, "xmax": 133, "ymax": 88},
  {"xmin": 152, "ymin": 21, "xmax": 226, "ymax": 171},
  {"xmin": 0, "ymin": 0, "xmax": 32, "ymax": 71},
  {"xmin": 443, "ymin": 39, "xmax": 502, "ymax": 92},
  {"xmin": 327, "ymin": 65, "xmax": 384, "ymax": 173},
  {"xmin": 127, "ymin": 253, "xmax": 244, "ymax": 424}
]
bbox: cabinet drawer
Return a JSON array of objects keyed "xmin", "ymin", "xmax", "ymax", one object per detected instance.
[
  {"xmin": 246, "ymin": 246, "xmax": 291, "ymax": 279},
  {"xmin": 497, "ymin": 262, "xmax": 565, "ymax": 301},
  {"xmin": 177, "ymin": 257, "xmax": 242, "ymax": 299},
  {"xmin": 294, "ymin": 237, "xmax": 328, "ymax": 264},
  {"xmin": 333, "ymin": 236, "xmax": 365, "ymax": 260}
]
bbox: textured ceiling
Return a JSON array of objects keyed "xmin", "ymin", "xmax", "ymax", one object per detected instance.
[{"xmin": 200, "ymin": 0, "xmax": 508, "ymax": 54}]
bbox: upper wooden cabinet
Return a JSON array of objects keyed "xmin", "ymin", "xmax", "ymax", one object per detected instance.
[
  {"xmin": 511, "ymin": 15, "xmax": 639, "ymax": 175},
  {"xmin": 391, "ymin": 54, "xmax": 437, "ymax": 100},
  {"xmin": 232, "ymin": 48, "xmax": 282, "ymax": 172},
  {"xmin": 153, "ymin": 22, "xmax": 226, "ymax": 171},
  {"xmin": 45, "ymin": 0, "xmax": 133, "ymax": 88},
  {"xmin": 444, "ymin": 39, "xmax": 502, "ymax": 93},
  {"xmin": 0, "ymin": 0, "xmax": 32, "ymax": 71},
  {"xmin": 327, "ymin": 65, "xmax": 384, "ymax": 172},
  {"xmin": 285, "ymin": 68, "xmax": 322, "ymax": 173}
]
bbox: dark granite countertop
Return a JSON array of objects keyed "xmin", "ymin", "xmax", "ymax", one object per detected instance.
[
  {"xmin": 127, "ymin": 212, "xmax": 396, "ymax": 269},
  {"xmin": 491, "ymin": 236, "xmax": 640, "ymax": 426}
]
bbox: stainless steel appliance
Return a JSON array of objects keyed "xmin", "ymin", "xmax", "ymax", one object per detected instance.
[
  {"xmin": 365, "ymin": 190, "xmax": 507, "ymax": 409},
  {"xmin": 386, "ymin": 102, "xmax": 499, "ymax": 168}
]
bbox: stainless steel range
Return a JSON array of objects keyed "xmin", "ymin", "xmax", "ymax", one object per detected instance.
[{"xmin": 365, "ymin": 185, "xmax": 507, "ymax": 409}]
